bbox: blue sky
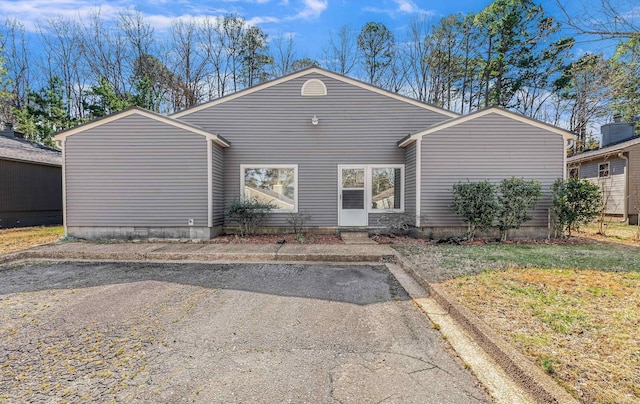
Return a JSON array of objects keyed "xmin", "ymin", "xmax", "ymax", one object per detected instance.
[{"xmin": 0, "ymin": 0, "xmax": 621, "ymax": 59}]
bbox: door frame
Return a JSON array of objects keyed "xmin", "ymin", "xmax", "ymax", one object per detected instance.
[{"xmin": 338, "ymin": 165, "xmax": 368, "ymax": 227}]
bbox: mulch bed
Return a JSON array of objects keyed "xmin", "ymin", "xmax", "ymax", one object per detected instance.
[{"xmin": 209, "ymin": 234, "xmax": 345, "ymax": 244}]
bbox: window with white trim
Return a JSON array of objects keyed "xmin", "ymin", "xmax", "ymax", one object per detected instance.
[
  {"xmin": 241, "ymin": 165, "xmax": 298, "ymax": 212},
  {"xmin": 598, "ymin": 162, "xmax": 610, "ymax": 178},
  {"xmin": 370, "ymin": 166, "xmax": 404, "ymax": 212}
]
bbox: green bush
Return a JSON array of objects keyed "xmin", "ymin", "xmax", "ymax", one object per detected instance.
[
  {"xmin": 551, "ymin": 178, "xmax": 602, "ymax": 237},
  {"xmin": 497, "ymin": 178, "xmax": 541, "ymax": 241},
  {"xmin": 451, "ymin": 180, "xmax": 498, "ymax": 241},
  {"xmin": 225, "ymin": 198, "xmax": 276, "ymax": 236}
]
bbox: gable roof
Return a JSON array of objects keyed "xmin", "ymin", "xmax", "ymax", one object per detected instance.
[
  {"xmin": 0, "ymin": 135, "xmax": 62, "ymax": 166},
  {"xmin": 398, "ymin": 107, "xmax": 575, "ymax": 147},
  {"xmin": 170, "ymin": 67, "xmax": 459, "ymax": 119},
  {"xmin": 53, "ymin": 107, "xmax": 230, "ymax": 147},
  {"xmin": 567, "ymin": 135, "xmax": 640, "ymax": 163}
]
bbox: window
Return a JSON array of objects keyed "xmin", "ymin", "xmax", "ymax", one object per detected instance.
[
  {"xmin": 241, "ymin": 165, "xmax": 298, "ymax": 212},
  {"xmin": 569, "ymin": 167, "xmax": 579, "ymax": 179},
  {"xmin": 370, "ymin": 166, "xmax": 403, "ymax": 211},
  {"xmin": 598, "ymin": 162, "xmax": 610, "ymax": 178}
]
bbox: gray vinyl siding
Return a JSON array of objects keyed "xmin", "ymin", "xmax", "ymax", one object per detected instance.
[
  {"xmin": 628, "ymin": 145, "xmax": 640, "ymax": 215},
  {"xmin": 65, "ymin": 114, "xmax": 208, "ymax": 227},
  {"xmin": 0, "ymin": 159, "xmax": 62, "ymax": 228},
  {"xmin": 403, "ymin": 142, "xmax": 417, "ymax": 226},
  {"xmin": 179, "ymin": 72, "xmax": 452, "ymax": 227},
  {"xmin": 577, "ymin": 158, "xmax": 626, "ymax": 215},
  {"xmin": 211, "ymin": 143, "xmax": 225, "ymax": 226},
  {"xmin": 420, "ymin": 113, "xmax": 564, "ymax": 227}
]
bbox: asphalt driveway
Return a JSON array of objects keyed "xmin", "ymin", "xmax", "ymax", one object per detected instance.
[{"xmin": 0, "ymin": 261, "xmax": 489, "ymax": 403}]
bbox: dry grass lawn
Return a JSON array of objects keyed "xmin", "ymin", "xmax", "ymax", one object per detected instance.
[
  {"xmin": 443, "ymin": 268, "xmax": 640, "ymax": 403},
  {"xmin": 395, "ymin": 239, "xmax": 640, "ymax": 403},
  {"xmin": 0, "ymin": 226, "xmax": 64, "ymax": 254},
  {"xmin": 577, "ymin": 220, "xmax": 640, "ymax": 246}
]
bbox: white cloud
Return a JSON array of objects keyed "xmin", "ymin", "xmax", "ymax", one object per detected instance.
[
  {"xmin": 394, "ymin": 0, "xmax": 418, "ymax": 13},
  {"xmin": 364, "ymin": 0, "xmax": 433, "ymax": 18},
  {"xmin": 0, "ymin": 0, "xmax": 129, "ymax": 31},
  {"xmin": 293, "ymin": 0, "xmax": 327, "ymax": 20},
  {"xmin": 247, "ymin": 15, "xmax": 281, "ymax": 25}
]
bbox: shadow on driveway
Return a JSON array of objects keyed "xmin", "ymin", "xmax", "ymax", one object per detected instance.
[{"xmin": 0, "ymin": 261, "xmax": 409, "ymax": 305}]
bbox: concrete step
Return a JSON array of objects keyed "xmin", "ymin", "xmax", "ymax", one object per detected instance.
[{"xmin": 340, "ymin": 232, "xmax": 377, "ymax": 245}]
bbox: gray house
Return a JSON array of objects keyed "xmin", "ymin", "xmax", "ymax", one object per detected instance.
[
  {"xmin": 1, "ymin": 123, "xmax": 63, "ymax": 228},
  {"xmin": 54, "ymin": 68, "xmax": 572, "ymax": 239},
  {"xmin": 567, "ymin": 118, "xmax": 639, "ymax": 224}
]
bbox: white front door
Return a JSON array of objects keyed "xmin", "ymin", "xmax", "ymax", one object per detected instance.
[{"xmin": 339, "ymin": 166, "xmax": 368, "ymax": 226}]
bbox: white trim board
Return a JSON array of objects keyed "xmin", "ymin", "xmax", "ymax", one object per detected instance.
[
  {"xmin": 53, "ymin": 108, "xmax": 230, "ymax": 148},
  {"xmin": 398, "ymin": 107, "xmax": 575, "ymax": 148},
  {"xmin": 171, "ymin": 67, "xmax": 458, "ymax": 119}
]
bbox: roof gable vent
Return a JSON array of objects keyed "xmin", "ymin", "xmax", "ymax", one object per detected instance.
[{"xmin": 301, "ymin": 79, "xmax": 327, "ymax": 96}]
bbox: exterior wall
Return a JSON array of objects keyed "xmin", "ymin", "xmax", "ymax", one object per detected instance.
[
  {"xmin": 0, "ymin": 159, "xmax": 62, "ymax": 228},
  {"xmin": 420, "ymin": 112, "xmax": 564, "ymax": 229},
  {"xmin": 212, "ymin": 143, "xmax": 225, "ymax": 226},
  {"xmin": 64, "ymin": 114, "xmax": 209, "ymax": 232},
  {"xmin": 178, "ymin": 72, "xmax": 452, "ymax": 228},
  {"xmin": 575, "ymin": 157, "xmax": 626, "ymax": 215},
  {"xmin": 403, "ymin": 142, "xmax": 417, "ymax": 226},
  {"xmin": 626, "ymin": 144, "xmax": 640, "ymax": 221}
]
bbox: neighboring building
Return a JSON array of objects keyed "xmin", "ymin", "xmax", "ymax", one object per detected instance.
[
  {"xmin": 567, "ymin": 117, "xmax": 639, "ymax": 224},
  {"xmin": 54, "ymin": 68, "xmax": 573, "ymax": 240},
  {"xmin": 0, "ymin": 123, "xmax": 63, "ymax": 228}
]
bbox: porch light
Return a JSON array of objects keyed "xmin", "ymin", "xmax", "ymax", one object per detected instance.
[{"xmin": 311, "ymin": 115, "xmax": 319, "ymax": 125}]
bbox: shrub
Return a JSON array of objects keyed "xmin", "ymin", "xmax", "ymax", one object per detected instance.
[
  {"xmin": 497, "ymin": 178, "xmax": 541, "ymax": 241},
  {"xmin": 286, "ymin": 211, "xmax": 311, "ymax": 243},
  {"xmin": 551, "ymin": 178, "xmax": 602, "ymax": 237},
  {"xmin": 451, "ymin": 180, "xmax": 497, "ymax": 241},
  {"xmin": 225, "ymin": 198, "xmax": 276, "ymax": 236}
]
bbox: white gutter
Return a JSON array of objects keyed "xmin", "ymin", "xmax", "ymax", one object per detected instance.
[{"xmin": 618, "ymin": 152, "xmax": 629, "ymax": 222}]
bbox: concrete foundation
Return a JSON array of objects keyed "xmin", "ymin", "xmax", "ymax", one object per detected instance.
[
  {"xmin": 417, "ymin": 226, "xmax": 550, "ymax": 240},
  {"xmin": 67, "ymin": 226, "xmax": 222, "ymax": 240}
]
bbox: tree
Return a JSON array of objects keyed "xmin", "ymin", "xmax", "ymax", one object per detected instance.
[
  {"xmin": 169, "ymin": 19, "xmax": 209, "ymax": 109},
  {"xmin": 240, "ymin": 26, "xmax": 272, "ymax": 87},
  {"xmin": 609, "ymin": 38, "xmax": 640, "ymax": 132},
  {"xmin": 271, "ymin": 34, "xmax": 296, "ymax": 76},
  {"xmin": 1, "ymin": 19, "xmax": 31, "ymax": 117},
  {"xmin": 555, "ymin": 53, "xmax": 610, "ymax": 153},
  {"xmin": 557, "ymin": 0, "xmax": 640, "ymax": 40},
  {"xmin": 14, "ymin": 76, "xmax": 77, "ymax": 146},
  {"xmin": 0, "ymin": 33, "xmax": 12, "ymax": 123},
  {"xmin": 324, "ymin": 25, "xmax": 358, "ymax": 75},
  {"xmin": 474, "ymin": 0, "xmax": 555, "ymax": 108},
  {"xmin": 222, "ymin": 15, "xmax": 246, "ymax": 93},
  {"xmin": 290, "ymin": 58, "xmax": 320, "ymax": 72},
  {"xmin": 496, "ymin": 178, "xmax": 541, "ymax": 241},
  {"xmin": 551, "ymin": 178, "xmax": 602, "ymax": 237},
  {"xmin": 451, "ymin": 180, "xmax": 498, "ymax": 240},
  {"xmin": 83, "ymin": 77, "xmax": 131, "ymax": 118},
  {"xmin": 357, "ymin": 22, "xmax": 394, "ymax": 86}
]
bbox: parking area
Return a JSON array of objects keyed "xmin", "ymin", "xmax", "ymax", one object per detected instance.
[{"xmin": 0, "ymin": 261, "xmax": 489, "ymax": 403}]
